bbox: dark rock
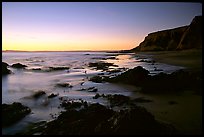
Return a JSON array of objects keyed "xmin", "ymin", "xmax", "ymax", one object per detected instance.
[
  {"xmin": 48, "ymin": 93, "xmax": 58, "ymax": 98},
  {"xmin": 2, "ymin": 62, "xmax": 9, "ymax": 67},
  {"xmin": 48, "ymin": 66, "xmax": 70, "ymax": 71},
  {"xmin": 55, "ymin": 83, "xmax": 73, "ymax": 88},
  {"xmin": 11, "ymin": 63, "xmax": 27, "ymax": 68},
  {"xmin": 107, "ymin": 66, "xmax": 150, "ymax": 86},
  {"xmin": 96, "ymin": 107, "xmax": 177, "ymax": 135},
  {"xmin": 2, "ymin": 62, "xmax": 11, "ymax": 75},
  {"xmin": 2, "ymin": 102, "xmax": 31, "ymax": 127},
  {"xmin": 107, "ymin": 66, "xmax": 202, "ymax": 94},
  {"xmin": 105, "ymin": 94, "xmax": 130, "ymax": 107},
  {"xmin": 93, "ymin": 93, "xmax": 101, "ymax": 99},
  {"xmin": 32, "ymin": 91, "xmax": 46, "ymax": 99},
  {"xmin": 91, "ymin": 57, "xmax": 107, "ymax": 60},
  {"xmin": 141, "ymin": 69, "xmax": 202, "ymax": 93},
  {"xmin": 106, "ymin": 56, "xmax": 117, "ymax": 60},
  {"xmin": 89, "ymin": 76, "xmax": 104, "ymax": 83},
  {"xmin": 31, "ymin": 68, "xmax": 42, "ymax": 71},
  {"xmin": 77, "ymin": 87, "xmax": 97, "ymax": 92},
  {"xmin": 61, "ymin": 101, "xmax": 84, "ymax": 110},
  {"xmin": 107, "ymin": 69, "xmax": 122, "ymax": 74},
  {"xmin": 88, "ymin": 61, "xmax": 118, "ymax": 70},
  {"xmin": 88, "ymin": 87, "xmax": 98, "ymax": 92},
  {"xmin": 25, "ymin": 102, "xmax": 176, "ymax": 135}
]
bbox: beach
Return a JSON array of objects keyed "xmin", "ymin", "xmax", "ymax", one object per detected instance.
[
  {"xmin": 135, "ymin": 49, "xmax": 202, "ymax": 71},
  {"xmin": 132, "ymin": 49, "xmax": 202, "ymax": 134}
]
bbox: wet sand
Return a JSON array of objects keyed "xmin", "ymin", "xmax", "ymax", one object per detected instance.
[
  {"xmin": 136, "ymin": 49, "xmax": 202, "ymax": 71},
  {"xmin": 131, "ymin": 91, "xmax": 202, "ymax": 135},
  {"xmin": 133, "ymin": 49, "xmax": 202, "ymax": 135}
]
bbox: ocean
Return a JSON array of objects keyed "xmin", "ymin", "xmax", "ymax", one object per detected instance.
[{"xmin": 2, "ymin": 51, "xmax": 184, "ymax": 134}]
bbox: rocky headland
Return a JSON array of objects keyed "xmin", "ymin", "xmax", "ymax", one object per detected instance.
[{"xmin": 131, "ymin": 16, "xmax": 202, "ymax": 51}]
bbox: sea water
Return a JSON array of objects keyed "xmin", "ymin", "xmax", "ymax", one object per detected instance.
[{"xmin": 2, "ymin": 51, "xmax": 184, "ymax": 134}]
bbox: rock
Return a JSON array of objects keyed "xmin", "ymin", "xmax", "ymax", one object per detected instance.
[
  {"xmin": 105, "ymin": 94, "xmax": 130, "ymax": 107},
  {"xmin": 60, "ymin": 101, "xmax": 84, "ymax": 110},
  {"xmin": 88, "ymin": 61, "xmax": 118, "ymax": 70},
  {"xmin": 2, "ymin": 62, "xmax": 11, "ymax": 75},
  {"xmin": 32, "ymin": 91, "xmax": 46, "ymax": 99},
  {"xmin": 26, "ymin": 102, "xmax": 176, "ymax": 135},
  {"xmin": 48, "ymin": 66, "xmax": 70, "ymax": 71},
  {"xmin": 131, "ymin": 16, "xmax": 202, "ymax": 51},
  {"xmin": 77, "ymin": 87, "xmax": 98, "ymax": 92},
  {"xmin": 89, "ymin": 76, "xmax": 103, "ymax": 83},
  {"xmin": 48, "ymin": 93, "xmax": 58, "ymax": 98},
  {"xmin": 141, "ymin": 69, "xmax": 202, "ymax": 93},
  {"xmin": 2, "ymin": 102, "xmax": 31, "ymax": 127},
  {"xmin": 177, "ymin": 16, "xmax": 202, "ymax": 50},
  {"xmin": 55, "ymin": 83, "xmax": 73, "ymax": 88},
  {"xmin": 31, "ymin": 68, "xmax": 42, "ymax": 71},
  {"xmin": 107, "ymin": 66, "xmax": 202, "ymax": 94},
  {"xmin": 96, "ymin": 107, "xmax": 177, "ymax": 135},
  {"xmin": 11, "ymin": 63, "xmax": 27, "ymax": 68},
  {"xmin": 107, "ymin": 66, "xmax": 150, "ymax": 86},
  {"xmin": 107, "ymin": 69, "xmax": 122, "ymax": 74},
  {"xmin": 2, "ymin": 62, "xmax": 9, "ymax": 67},
  {"xmin": 88, "ymin": 88, "xmax": 98, "ymax": 92},
  {"xmin": 93, "ymin": 93, "xmax": 101, "ymax": 99}
]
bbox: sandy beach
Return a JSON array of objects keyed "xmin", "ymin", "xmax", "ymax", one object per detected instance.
[
  {"xmin": 132, "ymin": 49, "xmax": 202, "ymax": 135},
  {"xmin": 136, "ymin": 49, "xmax": 202, "ymax": 71}
]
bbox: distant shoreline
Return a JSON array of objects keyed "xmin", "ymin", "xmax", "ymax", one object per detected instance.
[{"xmin": 2, "ymin": 50, "xmax": 121, "ymax": 53}]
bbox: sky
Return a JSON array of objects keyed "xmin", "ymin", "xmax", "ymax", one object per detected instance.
[{"xmin": 2, "ymin": 2, "xmax": 202, "ymax": 51}]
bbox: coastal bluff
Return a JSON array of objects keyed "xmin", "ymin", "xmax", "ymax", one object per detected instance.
[{"xmin": 131, "ymin": 16, "xmax": 202, "ymax": 51}]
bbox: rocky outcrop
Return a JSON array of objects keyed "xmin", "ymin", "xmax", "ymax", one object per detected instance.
[
  {"xmin": 19, "ymin": 102, "xmax": 177, "ymax": 135},
  {"xmin": 2, "ymin": 102, "xmax": 31, "ymax": 127},
  {"xmin": 106, "ymin": 66, "xmax": 150, "ymax": 86},
  {"xmin": 176, "ymin": 16, "xmax": 202, "ymax": 50},
  {"xmin": 2, "ymin": 62, "xmax": 11, "ymax": 75},
  {"xmin": 131, "ymin": 16, "xmax": 202, "ymax": 51},
  {"xmin": 11, "ymin": 63, "xmax": 27, "ymax": 69},
  {"xmin": 106, "ymin": 66, "xmax": 202, "ymax": 94}
]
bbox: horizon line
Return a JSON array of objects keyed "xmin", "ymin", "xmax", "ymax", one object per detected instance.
[{"xmin": 2, "ymin": 49, "xmax": 130, "ymax": 52}]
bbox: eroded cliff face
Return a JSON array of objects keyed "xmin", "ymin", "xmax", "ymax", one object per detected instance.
[
  {"xmin": 132, "ymin": 16, "xmax": 202, "ymax": 51},
  {"xmin": 177, "ymin": 16, "xmax": 202, "ymax": 50}
]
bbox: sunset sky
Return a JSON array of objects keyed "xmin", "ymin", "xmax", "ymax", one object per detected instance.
[{"xmin": 2, "ymin": 2, "xmax": 202, "ymax": 51}]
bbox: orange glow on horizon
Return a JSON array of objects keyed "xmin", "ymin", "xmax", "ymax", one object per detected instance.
[{"xmin": 2, "ymin": 33, "xmax": 143, "ymax": 51}]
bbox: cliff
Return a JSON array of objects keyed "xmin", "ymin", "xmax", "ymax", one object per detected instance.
[{"xmin": 131, "ymin": 16, "xmax": 202, "ymax": 51}]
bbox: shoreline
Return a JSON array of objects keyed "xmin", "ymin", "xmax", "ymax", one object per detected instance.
[
  {"xmin": 132, "ymin": 49, "xmax": 202, "ymax": 134},
  {"xmin": 2, "ymin": 50, "xmax": 202, "ymax": 135},
  {"xmin": 135, "ymin": 49, "xmax": 202, "ymax": 72}
]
